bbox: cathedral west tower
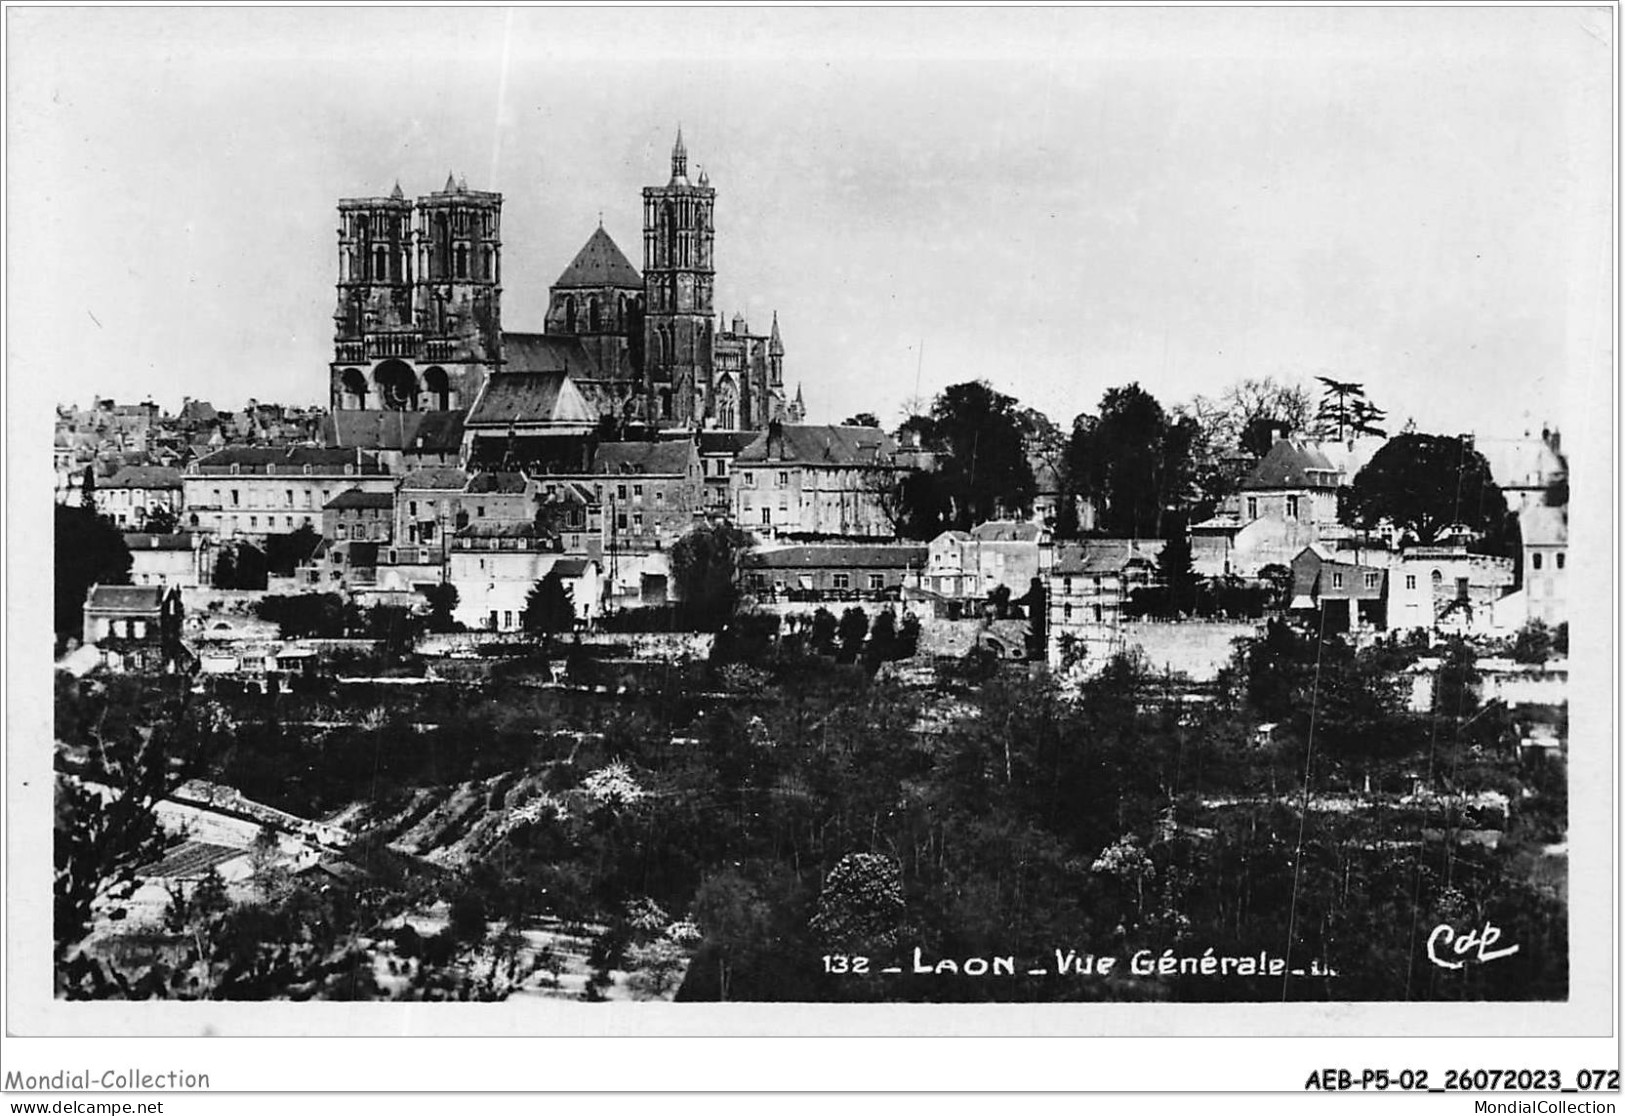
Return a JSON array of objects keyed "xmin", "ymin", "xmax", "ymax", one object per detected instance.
[{"xmin": 331, "ymin": 175, "xmax": 502, "ymax": 413}]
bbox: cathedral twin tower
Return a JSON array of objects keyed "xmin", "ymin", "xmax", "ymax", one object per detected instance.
[{"xmin": 329, "ymin": 131, "xmax": 799, "ymax": 432}]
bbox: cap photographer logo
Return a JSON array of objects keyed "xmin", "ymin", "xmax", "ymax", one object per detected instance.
[{"xmin": 2, "ymin": 1070, "xmax": 210, "ymax": 1090}]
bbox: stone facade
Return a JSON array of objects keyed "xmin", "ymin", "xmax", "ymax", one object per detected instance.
[{"xmin": 330, "ymin": 177, "xmax": 502, "ymax": 414}]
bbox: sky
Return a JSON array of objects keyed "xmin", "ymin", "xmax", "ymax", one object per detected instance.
[{"xmin": 7, "ymin": 6, "xmax": 1614, "ymax": 442}]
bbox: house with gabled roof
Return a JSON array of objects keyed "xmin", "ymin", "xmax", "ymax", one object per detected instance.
[
  {"xmin": 81, "ymin": 584, "xmax": 186, "ymax": 672},
  {"xmin": 1191, "ymin": 436, "xmax": 1353, "ymax": 578},
  {"xmin": 182, "ymin": 446, "xmax": 393, "ymax": 542},
  {"xmin": 731, "ymin": 423, "xmax": 906, "ymax": 539},
  {"xmin": 101, "ymin": 465, "xmax": 184, "ymax": 529},
  {"xmin": 1044, "ymin": 538, "xmax": 1164, "ymax": 669}
]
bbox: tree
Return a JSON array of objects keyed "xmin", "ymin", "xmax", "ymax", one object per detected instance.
[
  {"xmin": 1187, "ymin": 376, "xmax": 1314, "ymax": 456},
  {"xmin": 842, "ymin": 412, "xmax": 881, "ymax": 428},
  {"xmin": 1016, "ymin": 405, "xmax": 1065, "ymax": 458},
  {"xmin": 916, "ymin": 381, "xmax": 1036, "ymax": 528},
  {"xmin": 55, "ymin": 504, "xmax": 132, "ymax": 645},
  {"xmin": 836, "ymin": 607, "xmax": 869, "ymax": 665},
  {"xmin": 1510, "ymin": 619, "xmax": 1557, "ymax": 665},
  {"xmin": 423, "ymin": 582, "xmax": 461, "ymax": 633},
  {"xmin": 1313, "ymin": 377, "xmax": 1387, "ymax": 441},
  {"xmin": 264, "ymin": 525, "xmax": 321, "ymax": 578},
  {"xmin": 890, "ymin": 469, "xmax": 953, "ymax": 541},
  {"xmin": 1065, "ymin": 384, "xmax": 1196, "ymax": 539},
  {"xmin": 691, "ymin": 869, "xmax": 771, "ymax": 1002},
  {"xmin": 1155, "ymin": 520, "xmax": 1199, "ymax": 616},
  {"xmin": 809, "ymin": 607, "xmax": 838, "ymax": 655},
  {"xmin": 808, "ymin": 853, "xmax": 906, "ymax": 954},
  {"xmin": 1339, "ymin": 433, "xmax": 1513, "ymax": 552},
  {"xmin": 863, "ymin": 608, "xmax": 899, "ymax": 671},
  {"xmin": 213, "ymin": 542, "xmax": 268, "ymax": 590},
  {"xmin": 364, "ymin": 604, "xmax": 423, "ymax": 658},
  {"xmin": 896, "ymin": 612, "xmax": 921, "ymax": 658},
  {"xmin": 1257, "ymin": 563, "xmax": 1294, "ymax": 609},
  {"xmin": 670, "ymin": 522, "xmax": 753, "ymax": 627},
  {"xmin": 140, "ymin": 504, "xmax": 180, "ymax": 535},
  {"xmin": 522, "ymin": 569, "xmax": 575, "ymax": 636},
  {"xmin": 255, "ymin": 593, "xmax": 353, "ymax": 639},
  {"xmin": 55, "ymin": 675, "xmax": 219, "ymax": 996}
]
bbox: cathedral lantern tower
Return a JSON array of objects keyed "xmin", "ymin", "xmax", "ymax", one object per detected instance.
[
  {"xmin": 329, "ymin": 175, "xmax": 502, "ymax": 414},
  {"xmin": 641, "ymin": 129, "xmax": 715, "ymax": 426}
]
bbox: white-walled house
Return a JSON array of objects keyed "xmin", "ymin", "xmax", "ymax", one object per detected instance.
[{"xmin": 447, "ymin": 522, "xmax": 602, "ymax": 631}]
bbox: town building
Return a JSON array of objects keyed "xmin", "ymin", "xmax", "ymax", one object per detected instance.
[
  {"xmin": 587, "ymin": 440, "xmax": 703, "ymax": 549},
  {"xmin": 99, "ymin": 465, "xmax": 184, "ymax": 529},
  {"xmin": 80, "ymin": 584, "xmax": 186, "ymax": 672},
  {"xmin": 1389, "ymin": 546, "xmax": 1516, "ymax": 635},
  {"xmin": 1192, "ymin": 437, "xmax": 1351, "ymax": 577},
  {"xmin": 319, "ymin": 409, "xmax": 466, "ymax": 471},
  {"xmin": 1477, "ymin": 428, "xmax": 1568, "ymax": 515},
  {"xmin": 447, "ymin": 522, "xmax": 602, "ymax": 631},
  {"xmin": 394, "ymin": 467, "xmax": 469, "ymax": 551},
  {"xmin": 1288, "ymin": 544, "xmax": 1390, "ymax": 632},
  {"xmin": 1518, "ymin": 503, "xmax": 1569, "ymax": 628},
  {"xmin": 182, "ymin": 447, "xmax": 393, "ymax": 542},
  {"xmin": 699, "ymin": 431, "xmax": 758, "ymax": 518},
  {"xmin": 922, "ymin": 521, "xmax": 1044, "ymax": 602},
  {"xmin": 731, "ymin": 423, "xmax": 906, "ymax": 538},
  {"xmin": 1044, "ymin": 538, "xmax": 1165, "ymax": 669},
  {"xmin": 322, "ymin": 489, "xmax": 396, "ymax": 544},
  {"xmin": 123, "ymin": 532, "xmax": 214, "ymax": 589},
  {"xmin": 743, "ymin": 544, "xmax": 926, "ymax": 602}
]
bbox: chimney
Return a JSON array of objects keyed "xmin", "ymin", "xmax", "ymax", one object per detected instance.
[{"xmin": 767, "ymin": 420, "xmax": 784, "ymax": 461}]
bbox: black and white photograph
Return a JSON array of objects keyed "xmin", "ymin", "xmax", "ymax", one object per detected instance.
[{"xmin": 4, "ymin": 2, "xmax": 1617, "ymax": 1097}]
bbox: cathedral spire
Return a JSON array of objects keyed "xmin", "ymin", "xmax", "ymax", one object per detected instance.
[
  {"xmin": 671, "ymin": 126, "xmax": 688, "ymax": 182},
  {"xmin": 769, "ymin": 311, "xmax": 784, "ymax": 355},
  {"xmin": 390, "ymin": 180, "xmax": 404, "ymax": 200}
]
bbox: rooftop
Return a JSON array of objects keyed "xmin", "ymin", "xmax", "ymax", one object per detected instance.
[
  {"xmin": 591, "ymin": 440, "xmax": 695, "ymax": 476},
  {"xmin": 323, "ymin": 488, "xmax": 395, "ymax": 511},
  {"xmin": 1241, "ymin": 439, "xmax": 1342, "ymax": 491},
  {"xmin": 553, "ymin": 226, "xmax": 643, "ymax": 291},
  {"xmin": 737, "ymin": 424, "xmax": 898, "ymax": 467},
  {"xmin": 191, "ymin": 446, "xmax": 386, "ymax": 474},
  {"xmin": 84, "ymin": 585, "xmax": 166, "ymax": 612},
  {"xmin": 104, "ymin": 465, "xmax": 183, "ymax": 489},
  {"xmin": 466, "ymin": 367, "xmax": 597, "ymax": 428},
  {"xmin": 122, "ymin": 532, "xmax": 199, "ymax": 552},
  {"xmin": 321, "ymin": 409, "xmax": 466, "ymax": 453},
  {"xmin": 1051, "ymin": 538, "xmax": 1166, "ymax": 575},
  {"xmin": 747, "ymin": 544, "xmax": 926, "ymax": 570}
]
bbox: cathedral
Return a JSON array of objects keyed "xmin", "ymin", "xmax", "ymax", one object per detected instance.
[{"xmin": 327, "ymin": 131, "xmax": 804, "ymax": 434}]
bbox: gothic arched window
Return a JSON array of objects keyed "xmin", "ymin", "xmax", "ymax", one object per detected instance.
[
  {"xmin": 565, "ymin": 296, "xmax": 577, "ymax": 333},
  {"xmin": 589, "ymin": 297, "xmax": 602, "ymax": 332}
]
